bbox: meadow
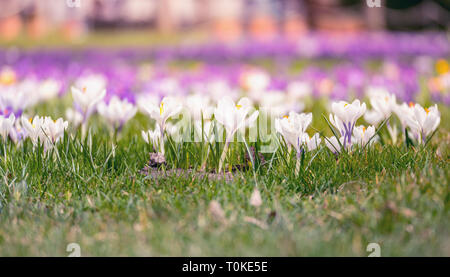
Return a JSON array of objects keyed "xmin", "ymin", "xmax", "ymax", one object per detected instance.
[{"xmin": 0, "ymin": 34, "xmax": 449, "ymax": 256}]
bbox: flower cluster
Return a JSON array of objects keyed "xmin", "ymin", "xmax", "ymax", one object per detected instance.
[
  {"xmin": 324, "ymin": 96, "xmax": 441, "ymax": 154},
  {"xmin": 0, "ymin": 41, "xmax": 444, "ymax": 169},
  {"xmin": 0, "ymin": 113, "xmax": 67, "ymax": 153},
  {"xmin": 0, "ymin": 65, "xmax": 442, "ymax": 158}
]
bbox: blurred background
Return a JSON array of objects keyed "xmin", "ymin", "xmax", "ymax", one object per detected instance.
[
  {"xmin": 0, "ymin": 0, "xmax": 449, "ymax": 45},
  {"xmin": 0, "ymin": 0, "xmax": 449, "ymax": 131}
]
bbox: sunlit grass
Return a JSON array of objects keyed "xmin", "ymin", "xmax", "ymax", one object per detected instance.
[
  {"xmin": 0, "ymin": 94, "xmax": 448, "ymax": 256},
  {"xmin": 0, "ymin": 30, "xmax": 209, "ymax": 48}
]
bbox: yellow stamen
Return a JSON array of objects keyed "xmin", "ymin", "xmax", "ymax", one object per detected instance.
[
  {"xmin": 363, "ymin": 126, "xmax": 366, "ymax": 133},
  {"xmin": 344, "ymin": 103, "xmax": 348, "ymax": 107},
  {"xmin": 425, "ymin": 108, "xmax": 430, "ymax": 114},
  {"xmin": 236, "ymin": 104, "xmax": 242, "ymax": 109},
  {"xmin": 409, "ymin": 102, "xmax": 415, "ymax": 108},
  {"xmin": 28, "ymin": 117, "xmax": 36, "ymax": 128},
  {"xmin": 283, "ymin": 115, "xmax": 289, "ymax": 119},
  {"xmin": 159, "ymin": 102, "xmax": 164, "ymax": 115},
  {"xmin": 82, "ymin": 87, "xmax": 87, "ymax": 93}
]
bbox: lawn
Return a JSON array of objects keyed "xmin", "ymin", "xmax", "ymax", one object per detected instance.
[{"xmin": 0, "ymin": 94, "xmax": 448, "ymax": 256}]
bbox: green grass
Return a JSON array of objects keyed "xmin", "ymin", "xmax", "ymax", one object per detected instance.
[
  {"xmin": 0, "ymin": 95, "xmax": 448, "ymax": 257},
  {"xmin": 0, "ymin": 30, "xmax": 208, "ymax": 48}
]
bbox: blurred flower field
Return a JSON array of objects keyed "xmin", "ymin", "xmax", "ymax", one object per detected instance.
[{"xmin": 0, "ymin": 32, "xmax": 449, "ymax": 256}]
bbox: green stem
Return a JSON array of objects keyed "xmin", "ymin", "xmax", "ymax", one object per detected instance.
[
  {"xmin": 295, "ymin": 157, "xmax": 301, "ymax": 176},
  {"xmin": 218, "ymin": 139, "xmax": 230, "ymax": 173},
  {"xmin": 160, "ymin": 124, "xmax": 165, "ymax": 155},
  {"xmin": 200, "ymin": 146, "xmax": 210, "ymax": 171},
  {"xmin": 81, "ymin": 123, "xmax": 87, "ymax": 141}
]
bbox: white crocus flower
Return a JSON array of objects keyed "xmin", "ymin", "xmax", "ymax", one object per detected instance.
[
  {"xmin": 353, "ymin": 125, "xmax": 376, "ymax": 147},
  {"xmin": 405, "ymin": 103, "xmax": 440, "ymax": 144},
  {"xmin": 208, "ymin": 80, "xmax": 238, "ymax": 101},
  {"xmin": 71, "ymin": 75, "xmax": 107, "ymax": 119},
  {"xmin": 363, "ymin": 89, "xmax": 396, "ymax": 125},
  {"xmin": 364, "ymin": 110, "xmax": 384, "ymax": 127},
  {"xmin": 41, "ymin": 117, "xmax": 68, "ymax": 145},
  {"xmin": 143, "ymin": 96, "xmax": 182, "ymax": 129},
  {"xmin": 154, "ymin": 77, "xmax": 182, "ymax": 96},
  {"xmin": 325, "ymin": 136, "xmax": 346, "ymax": 154},
  {"xmin": 276, "ymin": 112, "xmax": 312, "ymax": 154},
  {"xmin": 142, "ymin": 125, "xmax": 162, "ymax": 152},
  {"xmin": 395, "ymin": 103, "xmax": 414, "ymax": 129},
  {"xmin": 364, "ymin": 90, "xmax": 398, "ymax": 143},
  {"xmin": 214, "ymin": 96, "xmax": 259, "ymax": 173},
  {"xmin": 242, "ymin": 70, "xmax": 270, "ymax": 93},
  {"xmin": 16, "ymin": 79, "xmax": 41, "ymax": 107},
  {"xmin": 65, "ymin": 108, "xmax": 83, "ymax": 128},
  {"xmin": 260, "ymin": 91, "xmax": 304, "ymax": 117},
  {"xmin": 364, "ymin": 87, "xmax": 396, "ymax": 125},
  {"xmin": 330, "ymin": 99, "xmax": 366, "ymax": 148},
  {"xmin": 9, "ymin": 122, "xmax": 26, "ymax": 145},
  {"xmin": 0, "ymin": 114, "xmax": 15, "ymax": 141},
  {"xmin": 21, "ymin": 116, "xmax": 68, "ymax": 151},
  {"xmin": 142, "ymin": 96, "xmax": 182, "ymax": 154},
  {"xmin": 0, "ymin": 85, "xmax": 32, "ymax": 116},
  {"xmin": 21, "ymin": 116, "xmax": 44, "ymax": 146},
  {"xmin": 276, "ymin": 112, "xmax": 318, "ymax": 175},
  {"xmin": 301, "ymin": 133, "xmax": 322, "ymax": 152},
  {"xmin": 287, "ymin": 81, "xmax": 312, "ymax": 100},
  {"xmin": 97, "ymin": 96, "xmax": 137, "ymax": 130},
  {"xmin": 393, "ymin": 102, "xmax": 417, "ymax": 144},
  {"xmin": 185, "ymin": 93, "xmax": 213, "ymax": 121},
  {"xmin": 274, "ymin": 117, "xmax": 284, "ymax": 137},
  {"xmin": 214, "ymin": 97, "xmax": 259, "ymax": 140},
  {"xmin": 37, "ymin": 79, "xmax": 61, "ymax": 102},
  {"xmin": 137, "ymin": 93, "xmax": 160, "ymax": 114},
  {"xmin": 329, "ymin": 113, "xmax": 346, "ymax": 137},
  {"xmin": 71, "ymin": 75, "xmax": 106, "ymax": 139}
]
